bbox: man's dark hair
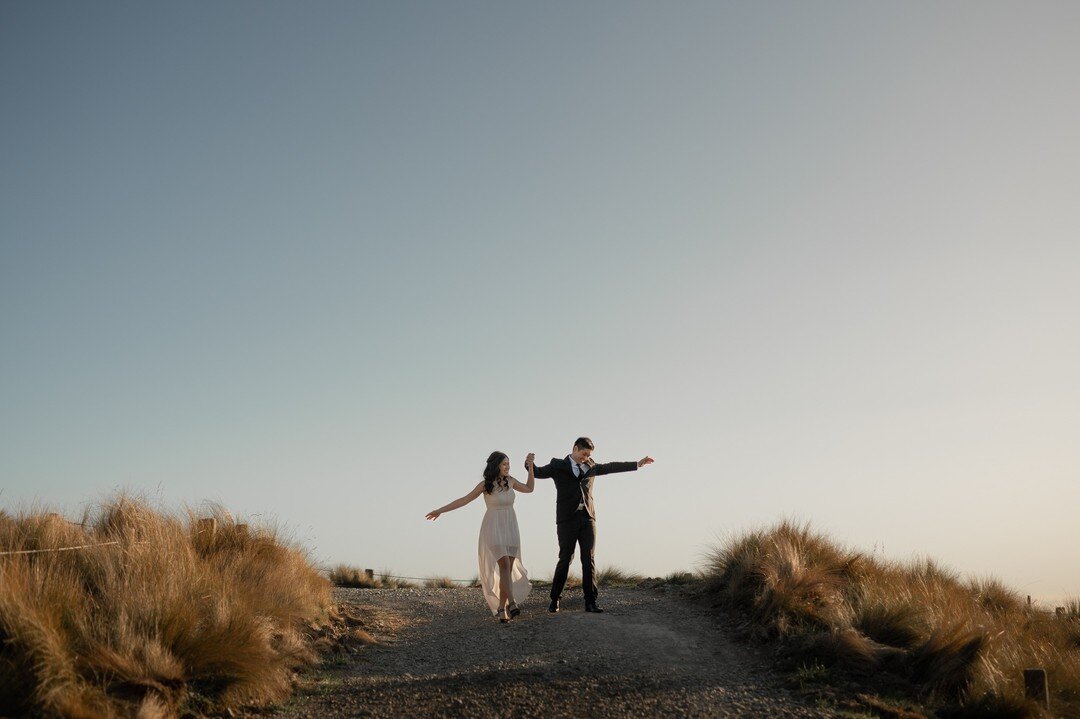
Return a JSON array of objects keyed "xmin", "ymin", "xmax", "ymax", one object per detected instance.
[{"xmin": 573, "ymin": 437, "xmax": 595, "ymax": 451}]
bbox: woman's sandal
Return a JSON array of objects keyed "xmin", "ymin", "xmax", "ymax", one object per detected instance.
[
  {"xmin": 507, "ymin": 601, "xmax": 521, "ymax": 618},
  {"xmin": 498, "ymin": 608, "xmax": 510, "ymax": 623}
]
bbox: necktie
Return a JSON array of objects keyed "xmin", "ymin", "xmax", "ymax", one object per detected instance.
[{"xmin": 577, "ymin": 463, "xmax": 588, "ymax": 510}]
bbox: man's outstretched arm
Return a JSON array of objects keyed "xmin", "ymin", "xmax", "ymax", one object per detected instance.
[
  {"xmin": 530, "ymin": 456, "xmax": 557, "ymax": 479},
  {"xmin": 593, "ymin": 456, "xmax": 654, "ymax": 475}
]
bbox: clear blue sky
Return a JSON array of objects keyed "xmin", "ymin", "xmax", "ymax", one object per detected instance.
[{"xmin": 2, "ymin": 1, "xmax": 1077, "ymax": 603}]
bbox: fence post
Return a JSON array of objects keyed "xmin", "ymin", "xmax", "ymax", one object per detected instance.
[
  {"xmin": 1024, "ymin": 668, "xmax": 1049, "ymax": 709},
  {"xmin": 365, "ymin": 568, "xmax": 374, "ymax": 580}
]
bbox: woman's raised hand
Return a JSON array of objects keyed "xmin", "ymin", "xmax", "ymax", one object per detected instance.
[{"xmin": 425, "ymin": 510, "xmax": 441, "ymax": 521}]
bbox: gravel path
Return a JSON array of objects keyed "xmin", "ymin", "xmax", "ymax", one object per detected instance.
[{"xmin": 270, "ymin": 586, "xmax": 837, "ymax": 718}]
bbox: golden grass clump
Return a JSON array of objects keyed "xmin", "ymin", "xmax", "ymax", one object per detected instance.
[
  {"xmin": 704, "ymin": 520, "xmax": 1080, "ymax": 717},
  {"xmin": 329, "ymin": 565, "xmax": 381, "ymax": 588},
  {"xmin": 595, "ymin": 566, "xmax": 646, "ymax": 587},
  {"xmin": 0, "ymin": 495, "xmax": 331, "ymax": 717},
  {"xmin": 663, "ymin": 570, "xmax": 700, "ymax": 586},
  {"xmin": 423, "ymin": 576, "xmax": 457, "ymax": 588},
  {"xmin": 706, "ymin": 521, "xmax": 859, "ymax": 636},
  {"xmin": 326, "ymin": 565, "xmax": 423, "ymax": 589},
  {"xmin": 376, "ymin": 570, "xmax": 417, "ymax": 589}
]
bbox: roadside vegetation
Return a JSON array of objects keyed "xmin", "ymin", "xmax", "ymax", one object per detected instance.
[
  {"xmin": 329, "ymin": 564, "xmax": 698, "ymax": 591},
  {"xmin": 702, "ymin": 520, "xmax": 1079, "ymax": 718},
  {"xmin": 329, "ymin": 564, "xmax": 383, "ymax": 588},
  {"xmin": 0, "ymin": 496, "xmax": 333, "ymax": 717}
]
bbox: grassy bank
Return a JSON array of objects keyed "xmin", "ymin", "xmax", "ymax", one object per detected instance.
[
  {"xmin": 329, "ymin": 564, "xmax": 698, "ymax": 591},
  {"xmin": 703, "ymin": 520, "xmax": 1079, "ymax": 718},
  {"xmin": 0, "ymin": 496, "xmax": 331, "ymax": 717},
  {"xmin": 327, "ymin": 567, "xmax": 482, "ymax": 588}
]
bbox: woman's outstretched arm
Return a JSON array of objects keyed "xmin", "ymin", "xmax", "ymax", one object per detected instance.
[
  {"xmin": 426, "ymin": 481, "xmax": 485, "ymax": 520},
  {"xmin": 512, "ymin": 453, "xmax": 536, "ymax": 493}
]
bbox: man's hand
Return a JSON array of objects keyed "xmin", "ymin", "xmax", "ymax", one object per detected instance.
[
  {"xmin": 637, "ymin": 456, "xmax": 654, "ymax": 468},
  {"xmin": 525, "ymin": 452, "xmax": 535, "ymax": 469}
]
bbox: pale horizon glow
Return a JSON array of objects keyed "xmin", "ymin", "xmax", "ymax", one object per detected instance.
[{"xmin": 1, "ymin": 2, "xmax": 1078, "ymax": 606}]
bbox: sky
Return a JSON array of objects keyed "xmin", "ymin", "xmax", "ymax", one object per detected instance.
[{"xmin": 2, "ymin": 1, "xmax": 1077, "ymax": 604}]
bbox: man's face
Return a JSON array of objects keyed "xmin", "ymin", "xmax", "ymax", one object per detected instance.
[{"xmin": 571, "ymin": 446, "xmax": 593, "ymax": 464}]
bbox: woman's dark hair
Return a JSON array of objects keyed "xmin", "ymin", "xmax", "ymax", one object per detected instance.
[
  {"xmin": 574, "ymin": 437, "xmax": 595, "ymax": 451},
  {"xmin": 483, "ymin": 451, "xmax": 509, "ymax": 494}
]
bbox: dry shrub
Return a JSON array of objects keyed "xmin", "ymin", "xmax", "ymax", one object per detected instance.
[
  {"xmin": 907, "ymin": 624, "xmax": 985, "ymax": 699},
  {"xmin": 801, "ymin": 627, "xmax": 903, "ymax": 674},
  {"xmin": 703, "ymin": 519, "xmax": 1080, "ymax": 717},
  {"xmin": 968, "ymin": 578, "xmax": 1025, "ymax": 617},
  {"xmin": 376, "ymin": 570, "xmax": 417, "ymax": 589},
  {"xmin": 0, "ymin": 495, "xmax": 330, "ymax": 717},
  {"xmin": 705, "ymin": 520, "xmax": 857, "ymax": 636},
  {"xmin": 664, "ymin": 570, "xmax": 700, "ymax": 586},
  {"xmin": 854, "ymin": 602, "xmax": 925, "ymax": 650},
  {"xmin": 329, "ymin": 565, "xmax": 380, "ymax": 588},
  {"xmin": 595, "ymin": 566, "xmax": 646, "ymax": 587},
  {"xmin": 423, "ymin": 576, "xmax": 457, "ymax": 588},
  {"xmin": 308, "ymin": 603, "xmax": 381, "ymax": 656}
]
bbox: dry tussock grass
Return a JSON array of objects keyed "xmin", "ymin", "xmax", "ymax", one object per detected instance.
[
  {"xmin": 328, "ymin": 564, "xmax": 380, "ymax": 588},
  {"xmin": 595, "ymin": 566, "xmax": 645, "ymax": 587},
  {"xmin": 375, "ymin": 570, "xmax": 418, "ymax": 589},
  {"xmin": 704, "ymin": 520, "xmax": 1080, "ymax": 718},
  {"xmin": 0, "ymin": 496, "xmax": 331, "ymax": 717},
  {"xmin": 423, "ymin": 576, "xmax": 458, "ymax": 588},
  {"xmin": 327, "ymin": 565, "xmax": 429, "ymax": 589}
]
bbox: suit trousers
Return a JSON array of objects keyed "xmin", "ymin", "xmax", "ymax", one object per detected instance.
[{"xmin": 551, "ymin": 510, "xmax": 597, "ymax": 603}]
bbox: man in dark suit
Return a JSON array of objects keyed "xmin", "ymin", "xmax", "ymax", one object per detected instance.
[{"xmin": 528, "ymin": 437, "xmax": 654, "ymax": 613}]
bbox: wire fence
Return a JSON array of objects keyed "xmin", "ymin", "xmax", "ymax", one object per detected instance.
[
  {"xmin": 321, "ymin": 569, "xmax": 479, "ymax": 584},
  {"xmin": 0, "ymin": 541, "xmax": 150, "ymax": 557},
  {"xmin": 376, "ymin": 574, "xmax": 477, "ymax": 583},
  {"xmin": 0, "ymin": 543, "xmax": 481, "ymax": 585}
]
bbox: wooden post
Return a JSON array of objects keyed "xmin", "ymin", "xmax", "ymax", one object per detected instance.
[
  {"xmin": 1024, "ymin": 668, "xmax": 1049, "ymax": 709},
  {"xmin": 1027, "ymin": 595, "xmax": 1032, "ymax": 608},
  {"xmin": 365, "ymin": 568, "xmax": 375, "ymax": 580}
]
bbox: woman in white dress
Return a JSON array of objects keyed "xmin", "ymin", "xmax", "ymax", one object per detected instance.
[{"xmin": 426, "ymin": 451, "xmax": 534, "ymax": 622}]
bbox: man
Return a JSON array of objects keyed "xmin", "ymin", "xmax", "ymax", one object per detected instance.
[{"xmin": 530, "ymin": 437, "xmax": 654, "ymax": 613}]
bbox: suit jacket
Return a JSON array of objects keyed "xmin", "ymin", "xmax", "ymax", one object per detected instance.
[{"xmin": 532, "ymin": 456, "xmax": 638, "ymax": 523}]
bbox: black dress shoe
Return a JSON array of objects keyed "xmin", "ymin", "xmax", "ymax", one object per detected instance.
[
  {"xmin": 548, "ymin": 599, "xmax": 560, "ymax": 613},
  {"xmin": 584, "ymin": 603, "xmax": 604, "ymax": 613}
]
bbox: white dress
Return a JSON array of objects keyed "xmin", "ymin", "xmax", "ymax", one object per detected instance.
[{"xmin": 477, "ymin": 479, "xmax": 531, "ymax": 615}]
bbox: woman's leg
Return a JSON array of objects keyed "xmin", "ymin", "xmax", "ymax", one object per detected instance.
[{"xmin": 497, "ymin": 555, "xmax": 513, "ymax": 612}]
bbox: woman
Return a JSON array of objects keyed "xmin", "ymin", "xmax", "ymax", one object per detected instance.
[{"xmin": 426, "ymin": 451, "xmax": 534, "ymax": 622}]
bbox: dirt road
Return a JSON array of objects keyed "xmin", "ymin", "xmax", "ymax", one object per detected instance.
[{"xmin": 271, "ymin": 586, "xmax": 836, "ymax": 718}]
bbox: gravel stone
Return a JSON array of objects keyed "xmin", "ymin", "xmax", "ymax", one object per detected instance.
[{"xmin": 268, "ymin": 586, "xmax": 838, "ymax": 718}]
